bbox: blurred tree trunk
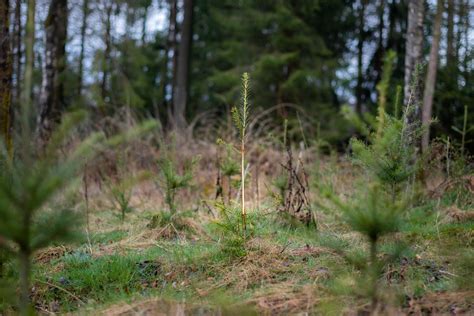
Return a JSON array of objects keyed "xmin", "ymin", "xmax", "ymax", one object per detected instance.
[
  {"xmin": 141, "ymin": 3, "xmax": 149, "ymax": 44},
  {"xmin": 22, "ymin": 0, "xmax": 35, "ymax": 113},
  {"xmin": 446, "ymin": 0, "xmax": 455, "ymax": 70},
  {"xmin": 78, "ymin": 0, "xmax": 89, "ymax": 96},
  {"xmin": 37, "ymin": 0, "xmax": 68, "ymax": 146},
  {"xmin": 0, "ymin": 0, "xmax": 13, "ymax": 156},
  {"xmin": 403, "ymin": 0, "xmax": 424, "ymax": 108},
  {"xmin": 356, "ymin": 0, "xmax": 366, "ymax": 114},
  {"xmin": 422, "ymin": 0, "xmax": 444, "ymax": 153},
  {"xmin": 158, "ymin": 0, "xmax": 177, "ymax": 127},
  {"xmin": 378, "ymin": 0, "xmax": 385, "ymax": 49},
  {"xmin": 101, "ymin": 1, "xmax": 113, "ymax": 106},
  {"xmin": 13, "ymin": 0, "xmax": 21, "ymax": 104},
  {"xmin": 172, "ymin": 0, "xmax": 193, "ymax": 132},
  {"xmin": 461, "ymin": 0, "xmax": 469, "ymax": 85}
]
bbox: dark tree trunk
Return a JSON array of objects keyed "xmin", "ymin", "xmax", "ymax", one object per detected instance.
[
  {"xmin": 461, "ymin": 0, "xmax": 469, "ymax": 86},
  {"xmin": 169, "ymin": 0, "xmax": 178, "ymax": 110},
  {"xmin": 101, "ymin": 1, "xmax": 113, "ymax": 105},
  {"xmin": 78, "ymin": 0, "xmax": 89, "ymax": 96},
  {"xmin": 22, "ymin": 0, "xmax": 35, "ymax": 113},
  {"xmin": 0, "ymin": 0, "xmax": 13, "ymax": 156},
  {"xmin": 446, "ymin": 0, "xmax": 455, "ymax": 70},
  {"xmin": 37, "ymin": 0, "xmax": 68, "ymax": 146},
  {"xmin": 172, "ymin": 0, "xmax": 193, "ymax": 132},
  {"xmin": 422, "ymin": 0, "xmax": 444, "ymax": 152},
  {"xmin": 160, "ymin": 0, "xmax": 177, "ymax": 127},
  {"xmin": 355, "ymin": 0, "xmax": 366, "ymax": 114},
  {"xmin": 142, "ymin": 4, "xmax": 149, "ymax": 44},
  {"xmin": 13, "ymin": 0, "xmax": 21, "ymax": 104}
]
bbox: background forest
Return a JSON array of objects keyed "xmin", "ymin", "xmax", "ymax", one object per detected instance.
[
  {"xmin": 0, "ymin": 0, "xmax": 473, "ymax": 315},
  {"xmin": 0, "ymin": 0, "xmax": 473, "ymax": 147}
]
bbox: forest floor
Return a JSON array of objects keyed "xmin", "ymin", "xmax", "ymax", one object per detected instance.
[{"xmin": 7, "ymin": 144, "xmax": 474, "ymax": 315}]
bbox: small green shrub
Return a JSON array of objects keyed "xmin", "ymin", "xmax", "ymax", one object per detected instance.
[
  {"xmin": 157, "ymin": 155, "xmax": 199, "ymax": 214},
  {"xmin": 210, "ymin": 202, "xmax": 254, "ymax": 258},
  {"xmin": 0, "ymin": 111, "xmax": 103, "ymax": 314},
  {"xmin": 320, "ymin": 183, "xmax": 408, "ymax": 312},
  {"xmin": 350, "ymin": 115, "xmax": 419, "ymax": 198}
]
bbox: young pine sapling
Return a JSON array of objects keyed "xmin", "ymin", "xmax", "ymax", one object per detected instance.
[
  {"xmin": 320, "ymin": 184, "xmax": 408, "ymax": 313},
  {"xmin": 157, "ymin": 156, "xmax": 198, "ymax": 214},
  {"xmin": 231, "ymin": 72, "xmax": 251, "ymax": 234},
  {"xmin": 0, "ymin": 112, "xmax": 103, "ymax": 315}
]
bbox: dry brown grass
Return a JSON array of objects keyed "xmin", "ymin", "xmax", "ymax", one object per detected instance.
[{"xmin": 405, "ymin": 291, "xmax": 474, "ymax": 315}]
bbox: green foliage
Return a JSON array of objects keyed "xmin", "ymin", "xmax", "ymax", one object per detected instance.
[
  {"xmin": 231, "ymin": 72, "xmax": 250, "ymax": 142},
  {"xmin": 106, "ymin": 170, "xmax": 150, "ymax": 222},
  {"xmin": 210, "ymin": 202, "xmax": 250, "ymax": 258},
  {"xmin": 323, "ymin": 184, "xmax": 406, "ymax": 242},
  {"xmin": 320, "ymin": 183, "xmax": 408, "ymax": 310},
  {"xmin": 350, "ymin": 116, "xmax": 418, "ymax": 194},
  {"xmin": 157, "ymin": 155, "xmax": 199, "ymax": 214},
  {"xmin": 451, "ymin": 105, "xmax": 473, "ymax": 157},
  {"xmin": 0, "ymin": 110, "xmax": 104, "ymax": 313},
  {"xmin": 454, "ymin": 249, "xmax": 474, "ymax": 290},
  {"xmin": 317, "ymin": 55, "xmax": 420, "ymax": 311},
  {"xmin": 229, "ymin": 72, "xmax": 252, "ymax": 235},
  {"xmin": 0, "ymin": 101, "xmax": 156, "ymax": 313},
  {"xmin": 345, "ymin": 50, "xmax": 423, "ymax": 198},
  {"xmin": 190, "ymin": 0, "xmax": 354, "ymax": 143}
]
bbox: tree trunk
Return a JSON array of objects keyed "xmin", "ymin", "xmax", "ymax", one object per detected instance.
[
  {"xmin": 172, "ymin": 0, "xmax": 193, "ymax": 132},
  {"xmin": 19, "ymin": 250, "xmax": 31, "ymax": 316},
  {"xmin": 101, "ymin": 1, "xmax": 113, "ymax": 105},
  {"xmin": 0, "ymin": 0, "xmax": 13, "ymax": 156},
  {"xmin": 13, "ymin": 0, "xmax": 21, "ymax": 104},
  {"xmin": 377, "ymin": 0, "xmax": 385, "ymax": 55},
  {"xmin": 446, "ymin": 0, "xmax": 455, "ymax": 70},
  {"xmin": 141, "ymin": 4, "xmax": 148, "ymax": 44},
  {"xmin": 462, "ymin": 0, "xmax": 469, "ymax": 85},
  {"xmin": 164, "ymin": 0, "xmax": 177, "ymax": 124},
  {"xmin": 78, "ymin": 0, "xmax": 89, "ymax": 96},
  {"xmin": 421, "ymin": 0, "xmax": 444, "ymax": 153},
  {"xmin": 22, "ymin": 0, "xmax": 35, "ymax": 114},
  {"xmin": 355, "ymin": 0, "xmax": 366, "ymax": 114},
  {"xmin": 403, "ymin": 0, "xmax": 424, "ymax": 109},
  {"xmin": 37, "ymin": 0, "xmax": 68, "ymax": 146}
]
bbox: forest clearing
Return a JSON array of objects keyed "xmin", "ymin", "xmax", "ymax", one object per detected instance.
[{"xmin": 0, "ymin": 0, "xmax": 473, "ymax": 315}]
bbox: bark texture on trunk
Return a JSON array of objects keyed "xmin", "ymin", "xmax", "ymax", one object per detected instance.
[
  {"xmin": 164, "ymin": 0, "xmax": 177, "ymax": 124},
  {"xmin": 446, "ymin": 0, "xmax": 455, "ymax": 70},
  {"xmin": 172, "ymin": 0, "xmax": 193, "ymax": 132},
  {"xmin": 422, "ymin": 0, "xmax": 444, "ymax": 152},
  {"xmin": 22, "ymin": 0, "xmax": 35, "ymax": 113},
  {"xmin": 101, "ymin": 1, "xmax": 113, "ymax": 104},
  {"xmin": 13, "ymin": 0, "xmax": 21, "ymax": 104},
  {"xmin": 78, "ymin": 0, "xmax": 89, "ymax": 96},
  {"xmin": 356, "ymin": 0, "xmax": 366, "ymax": 114},
  {"xmin": 19, "ymin": 250, "xmax": 31, "ymax": 316},
  {"xmin": 404, "ymin": 0, "xmax": 424, "ymax": 109},
  {"xmin": 0, "ymin": 0, "xmax": 13, "ymax": 155},
  {"xmin": 37, "ymin": 0, "xmax": 68, "ymax": 146}
]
